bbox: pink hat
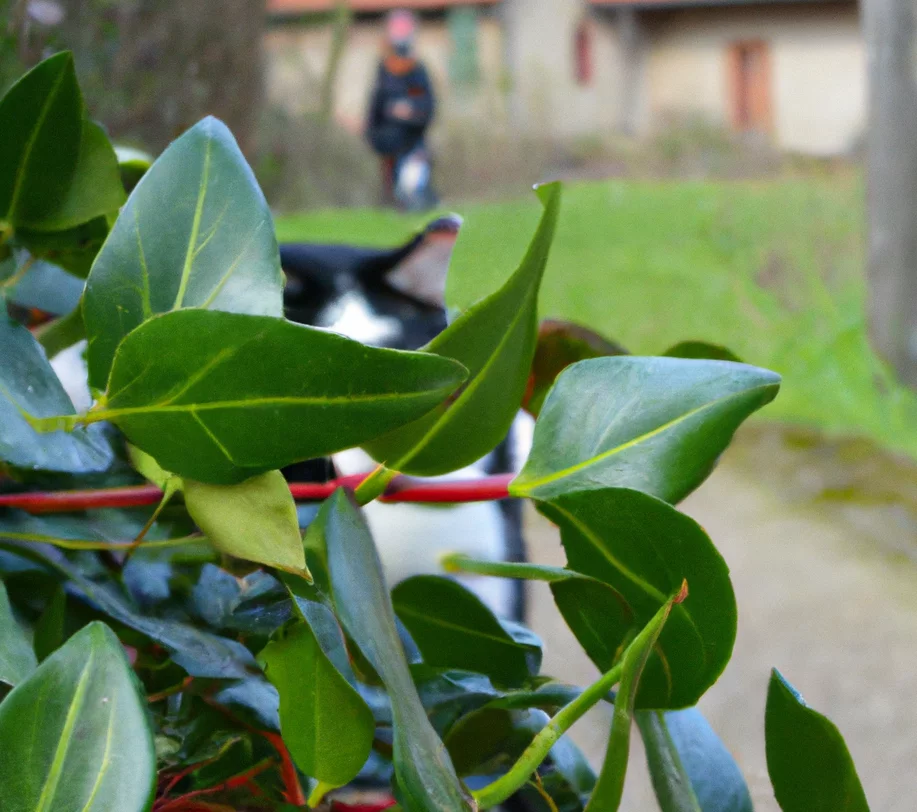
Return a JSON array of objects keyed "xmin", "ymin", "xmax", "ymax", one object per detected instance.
[{"xmin": 387, "ymin": 9, "xmax": 416, "ymax": 44}]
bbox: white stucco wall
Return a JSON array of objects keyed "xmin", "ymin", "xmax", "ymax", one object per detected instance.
[{"xmin": 642, "ymin": 2, "xmax": 865, "ymax": 155}]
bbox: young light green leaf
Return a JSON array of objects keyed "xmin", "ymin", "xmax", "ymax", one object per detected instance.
[
  {"xmin": 86, "ymin": 309, "xmax": 467, "ymax": 484},
  {"xmin": 540, "ymin": 488, "xmax": 736, "ymax": 709},
  {"xmin": 258, "ymin": 621, "xmax": 374, "ymax": 787},
  {"xmin": 392, "ymin": 575, "xmax": 532, "ymax": 687},
  {"xmin": 127, "ymin": 443, "xmax": 179, "ymax": 491},
  {"xmin": 0, "ymin": 315, "xmax": 112, "ymax": 473},
  {"xmin": 364, "ymin": 182, "xmax": 561, "ymax": 476},
  {"xmin": 0, "ymin": 578, "xmax": 37, "ymax": 686},
  {"xmin": 766, "ymin": 669, "xmax": 870, "ymax": 812},
  {"xmin": 184, "ymin": 470, "xmax": 308, "ymax": 576},
  {"xmin": 637, "ymin": 707, "xmax": 753, "ymax": 812},
  {"xmin": 586, "ymin": 582, "xmax": 686, "ymax": 812},
  {"xmin": 512, "ymin": 356, "xmax": 780, "ymax": 503},
  {"xmin": 83, "ymin": 116, "xmax": 285, "ymax": 390},
  {"xmin": 0, "ymin": 621, "xmax": 156, "ymax": 812},
  {"xmin": 34, "ymin": 119, "xmax": 126, "ymax": 232},
  {"xmin": 0, "ymin": 52, "xmax": 82, "ymax": 228},
  {"xmin": 321, "ymin": 490, "xmax": 473, "ymax": 811}
]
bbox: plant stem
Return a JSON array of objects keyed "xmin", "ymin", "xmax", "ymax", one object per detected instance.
[
  {"xmin": 307, "ymin": 780, "xmax": 334, "ymax": 808},
  {"xmin": 0, "ymin": 529, "xmax": 207, "ymax": 551},
  {"xmin": 262, "ymin": 731, "xmax": 307, "ymax": 806},
  {"xmin": 0, "ymin": 254, "xmax": 35, "ymax": 289},
  {"xmin": 0, "ymin": 473, "xmax": 517, "ymax": 514},
  {"xmin": 441, "ymin": 553, "xmax": 571, "ymax": 583},
  {"xmin": 353, "ymin": 464, "xmax": 399, "ymax": 506},
  {"xmin": 472, "ymin": 659, "xmax": 625, "ymax": 809}
]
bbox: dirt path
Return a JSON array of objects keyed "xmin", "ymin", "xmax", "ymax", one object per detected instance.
[{"xmin": 524, "ymin": 436, "xmax": 917, "ymax": 811}]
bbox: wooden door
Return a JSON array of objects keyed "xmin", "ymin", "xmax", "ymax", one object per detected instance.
[{"xmin": 728, "ymin": 40, "xmax": 772, "ymax": 135}]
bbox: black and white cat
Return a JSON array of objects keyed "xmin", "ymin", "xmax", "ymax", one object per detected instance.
[{"xmin": 280, "ymin": 216, "xmax": 532, "ymax": 622}]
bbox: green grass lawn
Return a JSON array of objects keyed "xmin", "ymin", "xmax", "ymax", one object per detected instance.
[{"xmin": 276, "ymin": 174, "xmax": 917, "ymax": 460}]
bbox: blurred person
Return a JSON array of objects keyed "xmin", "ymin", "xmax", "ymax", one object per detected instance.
[{"xmin": 365, "ymin": 9, "xmax": 437, "ymax": 209}]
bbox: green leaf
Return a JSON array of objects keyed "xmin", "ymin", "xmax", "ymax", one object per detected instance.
[
  {"xmin": 33, "ymin": 585, "xmax": 68, "ymax": 663},
  {"xmin": 16, "ymin": 217, "xmax": 109, "ymax": 279},
  {"xmin": 0, "ymin": 621, "xmax": 156, "ymax": 812},
  {"xmin": 126, "ymin": 443, "xmax": 178, "ymax": 491},
  {"xmin": 540, "ymin": 488, "xmax": 736, "ymax": 709},
  {"xmin": 765, "ymin": 669, "xmax": 870, "ymax": 812},
  {"xmin": 637, "ymin": 707, "xmax": 753, "ymax": 812},
  {"xmin": 83, "ymin": 116, "xmax": 285, "ymax": 390},
  {"xmin": 0, "ymin": 314, "xmax": 112, "ymax": 473},
  {"xmin": 92, "ymin": 309, "xmax": 467, "ymax": 484},
  {"xmin": 364, "ymin": 183, "xmax": 561, "ymax": 476},
  {"xmin": 7, "ymin": 258, "xmax": 83, "ymax": 315},
  {"xmin": 392, "ymin": 575, "xmax": 532, "ymax": 687},
  {"xmin": 33, "ymin": 119, "xmax": 126, "ymax": 232},
  {"xmin": 663, "ymin": 341, "xmax": 742, "ymax": 363},
  {"xmin": 258, "ymin": 621, "xmax": 374, "ymax": 787},
  {"xmin": 525, "ymin": 319, "xmax": 628, "ymax": 417},
  {"xmin": 184, "ymin": 470, "xmax": 308, "ymax": 575},
  {"xmin": 0, "ymin": 578, "xmax": 37, "ymax": 686},
  {"xmin": 512, "ymin": 356, "xmax": 780, "ymax": 503},
  {"xmin": 0, "ymin": 533, "xmax": 257, "ymax": 679},
  {"xmin": 445, "ymin": 706, "xmax": 548, "ymax": 777},
  {"xmin": 321, "ymin": 490, "xmax": 473, "ymax": 811},
  {"xmin": 114, "ymin": 145, "xmax": 153, "ymax": 193},
  {"xmin": 586, "ymin": 583, "xmax": 685, "ymax": 811},
  {"xmin": 0, "ymin": 52, "xmax": 82, "ymax": 228}
]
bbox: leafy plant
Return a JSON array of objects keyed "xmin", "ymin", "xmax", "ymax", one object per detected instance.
[{"xmin": 0, "ymin": 53, "xmax": 872, "ymax": 812}]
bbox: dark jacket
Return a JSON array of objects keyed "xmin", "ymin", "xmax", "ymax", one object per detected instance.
[{"xmin": 365, "ymin": 59, "xmax": 435, "ymax": 158}]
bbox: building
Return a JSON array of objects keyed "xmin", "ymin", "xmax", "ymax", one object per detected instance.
[{"xmin": 264, "ymin": 0, "xmax": 865, "ymax": 156}]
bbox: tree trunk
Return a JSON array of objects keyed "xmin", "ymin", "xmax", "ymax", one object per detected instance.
[{"xmin": 863, "ymin": 0, "xmax": 917, "ymax": 385}]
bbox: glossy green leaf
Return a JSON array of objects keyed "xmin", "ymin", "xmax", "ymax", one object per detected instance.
[
  {"xmin": 0, "ymin": 621, "xmax": 156, "ymax": 812},
  {"xmin": 91, "ymin": 309, "xmax": 467, "ymax": 484},
  {"xmin": 33, "ymin": 585, "xmax": 68, "ymax": 663},
  {"xmin": 259, "ymin": 621, "xmax": 374, "ymax": 786},
  {"xmin": 83, "ymin": 116, "xmax": 285, "ymax": 390},
  {"xmin": 765, "ymin": 669, "xmax": 870, "ymax": 812},
  {"xmin": 392, "ymin": 575, "xmax": 531, "ymax": 687},
  {"xmin": 35, "ymin": 119, "xmax": 126, "ymax": 232},
  {"xmin": 525, "ymin": 319, "xmax": 628, "ymax": 417},
  {"xmin": 114, "ymin": 145, "xmax": 153, "ymax": 193},
  {"xmin": 540, "ymin": 488, "xmax": 736, "ymax": 709},
  {"xmin": 663, "ymin": 341, "xmax": 742, "ymax": 363},
  {"xmin": 445, "ymin": 706, "xmax": 548, "ymax": 777},
  {"xmin": 0, "ymin": 315, "xmax": 111, "ymax": 473},
  {"xmin": 0, "ymin": 52, "xmax": 82, "ymax": 227},
  {"xmin": 0, "ymin": 534, "xmax": 257, "ymax": 679},
  {"xmin": 364, "ymin": 183, "xmax": 561, "ymax": 476},
  {"xmin": 587, "ymin": 584, "xmax": 684, "ymax": 811},
  {"xmin": 7, "ymin": 258, "xmax": 83, "ymax": 315},
  {"xmin": 321, "ymin": 490, "xmax": 473, "ymax": 811},
  {"xmin": 637, "ymin": 707, "xmax": 752, "ymax": 812},
  {"xmin": 16, "ymin": 217, "xmax": 109, "ymax": 279},
  {"xmin": 512, "ymin": 356, "xmax": 780, "ymax": 503},
  {"xmin": 184, "ymin": 470, "xmax": 308, "ymax": 575},
  {"xmin": 0, "ymin": 578, "xmax": 37, "ymax": 686}
]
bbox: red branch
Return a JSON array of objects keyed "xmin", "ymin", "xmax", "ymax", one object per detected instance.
[{"xmin": 0, "ymin": 473, "xmax": 516, "ymax": 514}]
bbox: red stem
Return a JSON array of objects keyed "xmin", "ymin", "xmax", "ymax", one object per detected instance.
[
  {"xmin": 261, "ymin": 731, "xmax": 307, "ymax": 806},
  {"xmin": 0, "ymin": 473, "xmax": 515, "ymax": 514}
]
